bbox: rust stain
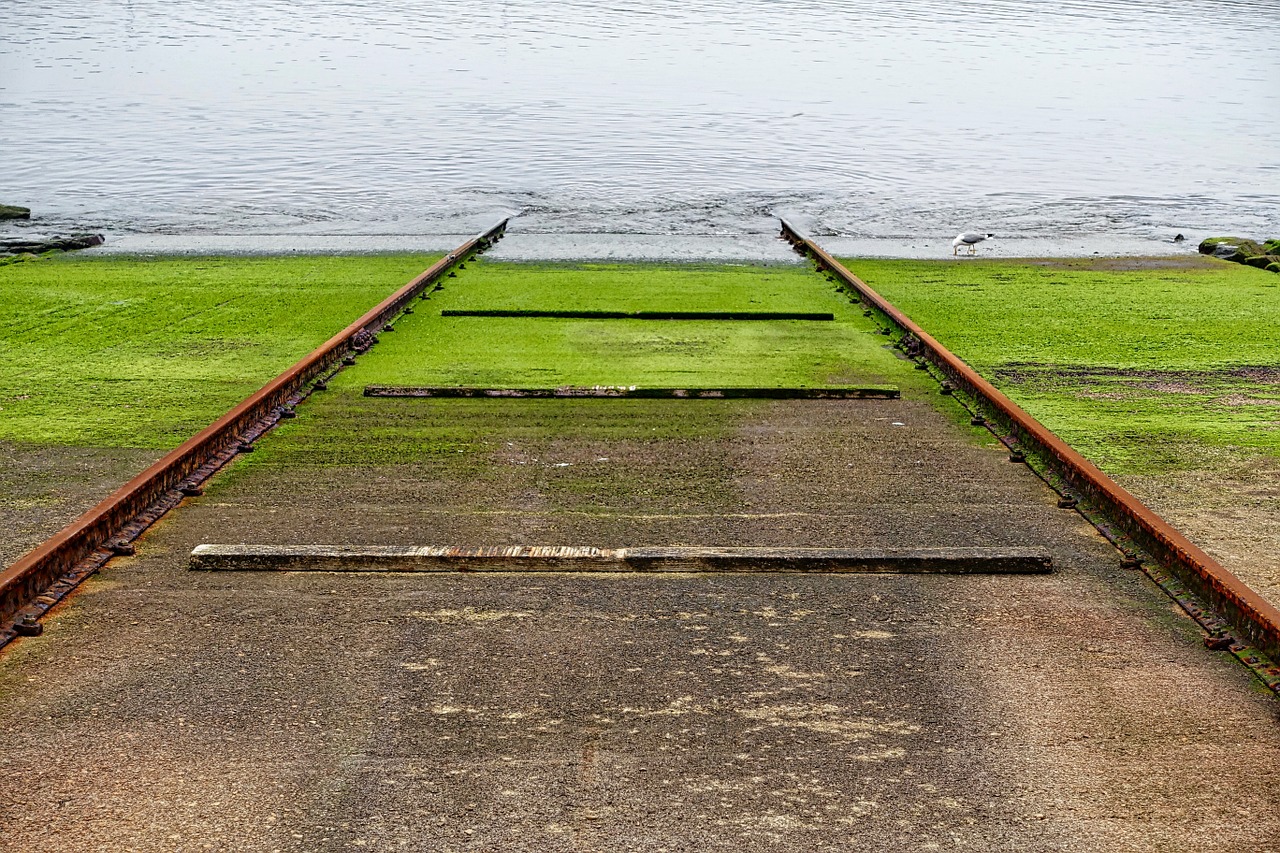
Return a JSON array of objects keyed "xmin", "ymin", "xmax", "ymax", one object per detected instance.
[{"xmin": 778, "ymin": 217, "xmax": 1280, "ymax": 683}]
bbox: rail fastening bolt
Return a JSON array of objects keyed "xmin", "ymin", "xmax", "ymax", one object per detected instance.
[
  {"xmin": 1057, "ymin": 496, "xmax": 1078, "ymax": 509},
  {"xmin": 1204, "ymin": 634, "xmax": 1234, "ymax": 651},
  {"xmin": 940, "ymin": 382, "xmax": 954, "ymax": 395},
  {"xmin": 970, "ymin": 415, "xmax": 986, "ymax": 426},
  {"xmin": 180, "ymin": 485, "xmax": 204, "ymax": 497},
  {"xmin": 1008, "ymin": 449, "xmax": 1026, "ymax": 463},
  {"xmin": 14, "ymin": 614, "xmax": 43, "ymax": 637},
  {"xmin": 383, "ymin": 324, "xmax": 394, "ymax": 332},
  {"xmin": 110, "ymin": 541, "xmax": 136, "ymax": 557},
  {"xmin": 1120, "ymin": 554, "xmax": 1143, "ymax": 569},
  {"xmin": 238, "ymin": 442, "xmax": 256, "ymax": 454}
]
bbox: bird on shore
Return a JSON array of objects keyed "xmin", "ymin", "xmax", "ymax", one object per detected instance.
[{"xmin": 952, "ymin": 232, "xmax": 994, "ymax": 255}]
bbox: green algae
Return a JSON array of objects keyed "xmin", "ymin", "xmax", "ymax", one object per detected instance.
[
  {"xmin": 218, "ymin": 259, "xmax": 941, "ymax": 471},
  {"xmin": 339, "ymin": 260, "xmax": 916, "ymax": 391},
  {"xmin": 0, "ymin": 253, "xmax": 442, "ymax": 448},
  {"xmin": 439, "ymin": 261, "xmax": 851, "ymax": 315},
  {"xmin": 342, "ymin": 315, "xmax": 904, "ymax": 390},
  {"xmin": 209, "ymin": 392, "xmax": 743, "ymax": 478},
  {"xmin": 847, "ymin": 257, "xmax": 1280, "ymax": 475}
]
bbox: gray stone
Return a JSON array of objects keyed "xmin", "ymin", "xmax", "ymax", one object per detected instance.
[{"xmin": 0, "ymin": 233, "xmax": 104, "ymax": 254}]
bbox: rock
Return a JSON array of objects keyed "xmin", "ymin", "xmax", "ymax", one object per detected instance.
[
  {"xmin": 0, "ymin": 233, "xmax": 104, "ymax": 254},
  {"xmin": 1244, "ymin": 255, "xmax": 1280, "ymax": 270},
  {"xmin": 1198, "ymin": 236, "xmax": 1263, "ymax": 262},
  {"xmin": 0, "ymin": 252, "xmax": 39, "ymax": 267},
  {"xmin": 1267, "ymin": 262, "xmax": 1280, "ymax": 274},
  {"xmin": 1264, "ymin": 239, "xmax": 1280, "ymax": 255},
  {"xmin": 0, "ymin": 204, "xmax": 31, "ymax": 220}
]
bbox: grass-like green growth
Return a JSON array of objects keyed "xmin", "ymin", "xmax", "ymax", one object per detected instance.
[
  {"xmin": 440, "ymin": 261, "xmax": 846, "ymax": 314},
  {"xmin": 204, "ymin": 258, "xmax": 957, "ymax": 471},
  {"xmin": 343, "ymin": 260, "xmax": 916, "ymax": 391},
  {"xmin": 212, "ymin": 392, "xmax": 741, "ymax": 476},
  {"xmin": 847, "ymin": 257, "xmax": 1280, "ymax": 474},
  {"xmin": 0, "ymin": 253, "xmax": 441, "ymax": 447},
  {"xmin": 210, "ymin": 259, "xmax": 950, "ymax": 472}
]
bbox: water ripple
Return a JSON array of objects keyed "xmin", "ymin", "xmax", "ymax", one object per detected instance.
[{"xmin": 1, "ymin": 0, "xmax": 1277, "ymax": 237}]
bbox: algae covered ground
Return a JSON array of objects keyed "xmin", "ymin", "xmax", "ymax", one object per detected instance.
[
  {"xmin": 228, "ymin": 259, "xmax": 938, "ymax": 473},
  {"xmin": 0, "ymin": 252, "xmax": 444, "ymax": 567},
  {"xmin": 848, "ymin": 256, "xmax": 1280, "ymax": 476},
  {"xmin": 351, "ymin": 261, "xmax": 914, "ymax": 390},
  {"xmin": 439, "ymin": 261, "xmax": 846, "ymax": 315},
  {"xmin": 0, "ymin": 253, "xmax": 442, "ymax": 448}
]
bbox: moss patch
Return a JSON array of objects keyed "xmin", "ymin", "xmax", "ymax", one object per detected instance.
[
  {"xmin": 341, "ymin": 260, "xmax": 919, "ymax": 391},
  {"xmin": 222, "ymin": 259, "xmax": 945, "ymax": 472},
  {"xmin": 437, "ymin": 261, "xmax": 848, "ymax": 315},
  {"xmin": 848, "ymin": 257, "xmax": 1280, "ymax": 474},
  {"xmin": 0, "ymin": 253, "xmax": 442, "ymax": 448},
  {"xmin": 210, "ymin": 392, "xmax": 744, "ymax": 484}
]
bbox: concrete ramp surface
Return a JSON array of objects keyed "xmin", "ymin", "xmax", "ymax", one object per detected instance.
[{"xmin": 2, "ymin": 259, "xmax": 1279, "ymax": 852}]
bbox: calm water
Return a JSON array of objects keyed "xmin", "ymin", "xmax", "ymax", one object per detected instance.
[{"xmin": 2, "ymin": 0, "xmax": 1278, "ymax": 242}]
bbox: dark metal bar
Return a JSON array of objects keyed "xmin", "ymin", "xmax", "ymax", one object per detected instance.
[
  {"xmin": 362, "ymin": 385, "xmax": 900, "ymax": 400},
  {"xmin": 0, "ymin": 219, "xmax": 509, "ymax": 644},
  {"xmin": 778, "ymin": 217, "xmax": 1280, "ymax": 667},
  {"xmin": 440, "ymin": 310, "xmax": 835, "ymax": 320}
]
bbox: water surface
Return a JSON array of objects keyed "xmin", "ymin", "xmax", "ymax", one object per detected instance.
[{"xmin": 2, "ymin": 0, "xmax": 1277, "ymax": 246}]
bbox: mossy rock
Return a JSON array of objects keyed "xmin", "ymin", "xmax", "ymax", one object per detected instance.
[
  {"xmin": 1, "ymin": 233, "xmax": 104, "ymax": 254},
  {"xmin": 1264, "ymin": 239, "xmax": 1280, "ymax": 255},
  {"xmin": 1243, "ymin": 254, "xmax": 1280, "ymax": 270},
  {"xmin": 1199, "ymin": 236, "xmax": 1265, "ymax": 263},
  {"xmin": 1267, "ymin": 262, "xmax": 1280, "ymax": 274},
  {"xmin": 0, "ymin": 204, "xmax": 31, "ymax": 220},
  {"xmin": 0, "ymin": 252, "xmax": 39, "ymax": 267}
]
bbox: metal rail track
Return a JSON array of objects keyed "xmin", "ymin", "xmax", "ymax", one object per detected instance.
[
  {"xmin": 779, "ymin": 218, "xmax": 1280, "ymax": 689},
  {"xmin": 0, "ymin": 219, "xmax": 509, "ymax": 646}
]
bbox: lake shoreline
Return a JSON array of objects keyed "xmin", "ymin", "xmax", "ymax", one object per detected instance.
[{"xmin": 52, "ymin": 230, "xmax": 1201, "ymax": 261}]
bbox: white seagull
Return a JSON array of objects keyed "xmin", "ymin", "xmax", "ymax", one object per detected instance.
[{"xmin": 952, "ymin": 232, "xmax": 994, "ymax": 255}]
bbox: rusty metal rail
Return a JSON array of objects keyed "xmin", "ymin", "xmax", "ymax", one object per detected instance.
[
  {"xmin": 779, "ymin": 217, "xmax": 1280, "ymax": 681},
  {"xmin": 0, "ymin": 219, "xmax": 509, "ymax": 645}
]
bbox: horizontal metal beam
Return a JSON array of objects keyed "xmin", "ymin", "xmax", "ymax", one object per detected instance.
[
  {"xmin": 362, "ymin": 385, "xmax": 899, "ymax": 400},
  {"xmin": 440, "ymin": 310, "xmax": 835, "ymax": 320}
]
